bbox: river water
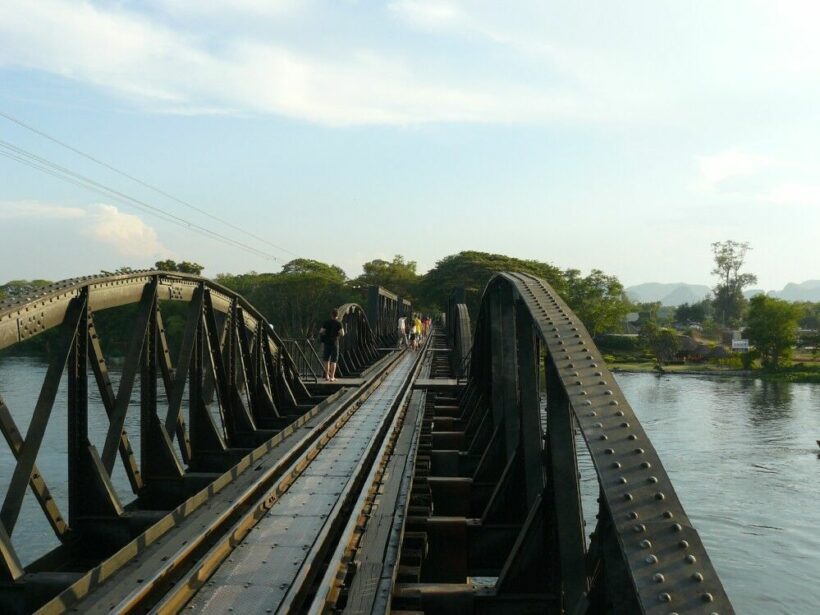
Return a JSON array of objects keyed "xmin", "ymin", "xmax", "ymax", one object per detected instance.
[{"xmin": 0, "ymin": 357, "xmax": 819, "ymax": 613}]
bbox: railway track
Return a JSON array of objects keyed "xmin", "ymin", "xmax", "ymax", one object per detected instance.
[{"xmin": 41, "ymin": 337, "xmax": 432, "ymax": 614}]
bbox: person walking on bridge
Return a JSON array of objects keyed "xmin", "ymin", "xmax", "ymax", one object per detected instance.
[
  {"xmin": 397, "ymin": 315, "xmax": 407, "ymax": 349},
  {"xmin": 319, "ymin": 309, "xmax": 345, "ymax": 381}
]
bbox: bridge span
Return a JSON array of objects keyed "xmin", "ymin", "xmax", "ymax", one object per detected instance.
[{"xmin": 0, "ymin": 271, "xmax": 733, "ymax": 614}]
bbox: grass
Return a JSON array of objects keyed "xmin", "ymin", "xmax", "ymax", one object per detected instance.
[{"xmin": 604, "ymin": 349, "xmax": 820, "ymax": 383}]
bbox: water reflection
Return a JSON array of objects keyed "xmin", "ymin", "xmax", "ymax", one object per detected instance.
[{"xmin": 745, "ymin": 379, "xmax": 794, "ymax": 425}]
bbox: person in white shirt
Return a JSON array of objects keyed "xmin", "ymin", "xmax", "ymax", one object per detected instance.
[{"xmin": 397, "ymin": 316, "xmax": 408, "ymax": 348}]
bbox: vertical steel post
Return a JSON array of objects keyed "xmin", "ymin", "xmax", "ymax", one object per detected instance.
[
  {"xmin": 545, "ymin": 355, "xmax": 588, "ymax": 610},
  {"xmin": 67, "ymin": 290, "xmax": 89, "ymax": 526},
  {"xmin": 515, "ymin": 300, "xmax": 544, "ymax": 508}
]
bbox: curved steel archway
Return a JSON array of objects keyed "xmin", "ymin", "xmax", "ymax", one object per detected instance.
[
  {"xmin": 0, "ymin": 270, "xmax": 375, "ymax": 596},
  {"xmin": 469, "ymin": 272, "xmax": 733, "ymax": 613}
]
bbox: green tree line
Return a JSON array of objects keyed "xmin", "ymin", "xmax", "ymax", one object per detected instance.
[{"xmin": 1, "ymin": 253, "xmax": 633, "ymax": 355}]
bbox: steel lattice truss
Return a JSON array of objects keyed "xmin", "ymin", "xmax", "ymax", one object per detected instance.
[{"xmin": 397, "ymin": 272, "xmax": 733, "ymax": 614}]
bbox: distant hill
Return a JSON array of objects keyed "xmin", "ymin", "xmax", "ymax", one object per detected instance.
[
  {"xmin": 627, "ymin": 280, "xmax": 820, "ymax": 306},
  {"xmin": 770, "ymin": 280, "xmax": 820, "ymax": 302},
  {"xmin": 625, "ymin": 283, "xmax": 711, "ymax": 306}
]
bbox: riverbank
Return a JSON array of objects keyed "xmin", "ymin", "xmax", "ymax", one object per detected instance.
[{"xmin": 607, "ymin": 360, "xmax": 820, "ymax": 383}]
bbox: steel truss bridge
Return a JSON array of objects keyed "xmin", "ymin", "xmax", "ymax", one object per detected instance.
[{"xmin": 0, "ymin": 271, "xmax": 733, "ymax": 614}]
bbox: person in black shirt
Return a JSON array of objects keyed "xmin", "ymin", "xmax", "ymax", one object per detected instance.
[{"xmin": 319, "ymin": 309, "xmax": 345, "ymax": 381}]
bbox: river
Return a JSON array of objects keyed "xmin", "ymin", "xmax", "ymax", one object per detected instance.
[{"xmin": 1, "ymin": 357, "xmax": 819, "ymax": 613}]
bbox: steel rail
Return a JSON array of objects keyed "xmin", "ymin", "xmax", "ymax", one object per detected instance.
[
  {"xmin": 133, "ymin": 354, "xmax": 418, "ymax": 614},
  {"xmin": 36, "ymin": 348, "xmax": 407, "ymax": 615},
  {"xmin": 308, "ymin": 334, "xmax": 433, "ymax": 613}
]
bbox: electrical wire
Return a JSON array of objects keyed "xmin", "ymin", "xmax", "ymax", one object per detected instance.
[
  {"xmin": 0, "ymin": 109, "xmax": 299, "ymax": 259},
  {"xmin": 0, "ymin": 139, "xmax": 283, "ymax": 262}
]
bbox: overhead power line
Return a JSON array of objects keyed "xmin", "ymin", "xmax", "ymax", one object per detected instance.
[
  {"xmin": 0, "ymin": 110, "xmax": 299, "ymax": 260},
  {"xmin": 0, "ymin": 139, "xmax": 283, "ymax": 263}
]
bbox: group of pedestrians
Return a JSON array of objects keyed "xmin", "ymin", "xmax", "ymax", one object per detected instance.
[
  {"xmin": 319, "ymin": 309, "xmax": 433, "ymax": 382},
  {"xmin": 397, "ymin": 314, "xmax": 431, "ymax": 350}
]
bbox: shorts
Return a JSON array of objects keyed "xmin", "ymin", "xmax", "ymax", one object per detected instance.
[{"xmin": 322, "ymin": 341, "xmax": 340, "ymax": 362}]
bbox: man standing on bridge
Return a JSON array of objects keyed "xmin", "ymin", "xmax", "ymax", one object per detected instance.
[{"xmin": 319, "ymin": 309, "xmax": 345, "ymax": 381}]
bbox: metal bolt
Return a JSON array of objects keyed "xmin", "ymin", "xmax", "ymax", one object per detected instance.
[
  {"xmin": 634, "ymin": 448, "xmax": 645, "ymax": 454},
  {"xmin": 658, "ymin": 592, "xmax": 672, "ymax": 603},
  {"xmin": 655, "ymin": 492, "xmax": 665, "ymax": 500},
  {"xmin": 605, "ymin": 448, "xmax": 615, "ymax": 455},
  {"xmin": 628, "ymin": 434, "xmax": 638, "ymax": 441},
  {"xmin": 679, "ymin": 540, "xmax": 690, "ymax": 549},
  {"xmin": 612, "ymin": 461, "xmax": 622, "ymax": 468},
  {"xmin": 663, "ymin": 511, "xmax": 674, "ymax": 519},
  {"xmin": 604, "ymin": 390, "xmax": 614, "ymax": 395},
  {"xmin": 621, "ymin": 422, "xmax": 630, "ymax": 428},
  {"xmin": 672, "ymin": 523, "xmax": 683, "ymax": 532},
  {"xmin": 629, "ymin": 511, "xmax": 639, "ymax": 520},
  {"xmin": 702, "ymin": 592, "xmax": 714, "ymax": 602},
  {"xmin": 640, "ymin": 539, "xmax": 652, "ymax": 549},
  {"xmin": 600, "ymin": 435, "xmax": 608, "ymax": 441},
  {"xmin": 594, "ymin": 371, "xmax": 603, "ymax": 376},
  {"xmin": 686, "ymin": 554, "xmax": 697, "ymax": 564},
  {"xmin": 641, "ymin": 461, "xmax": 652, "ymax": 469},
  {"xmin": 618, "ymin": 476, "xmax": 627, "ymax": 484},
  {"xmin": 634, "ymin": 523, "xmax": 646, "ymax": 532},
  {"xmin": 624, "ymin": 493, "xmax": 634, "ymax": 501},
  {"xmin": 609, "ymin": 400, "xmax": 619, "ymax": 406},
  {"xmin": 653, "ymin": 573, "xmax": 665, "ymax": 583},
  {"xmin": 648, "ymin": 476, "xmax": 659, "ymax": 484},
  {"xmin": 593, "ymin": 422, "xmax": 603, "ymax": 428},
  {"xmin": 588, "ymin": 411, "xmax": 597, "ymax": 417},
  {"xmin": 645, "ymin": 554, "xmax": 658, "ymax": 564}
]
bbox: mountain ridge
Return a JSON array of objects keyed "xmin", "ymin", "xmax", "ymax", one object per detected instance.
[{"xmin": 625, "ymin": 280, "xmax": 820, "ymax": 306}]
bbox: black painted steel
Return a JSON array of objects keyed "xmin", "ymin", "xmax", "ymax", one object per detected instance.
[
  {"xmin": 0, "ymin": 271, "xmax": 391, "ymax": 614},
  {"xmin": 367, "ymin": 286, "xmax": 410, "ymax": 347},
  {"xmin": 392, "ymin": 273, "xmax": 732, "ymax": 614},
  {"xmin": 446, "ymin": 287, "xmax": 471, "ymax": 378}
]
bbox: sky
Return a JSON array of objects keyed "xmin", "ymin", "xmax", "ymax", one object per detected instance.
[{"xmin": 0, "ymin": 0, "xmax": 818, "ymax": 290}]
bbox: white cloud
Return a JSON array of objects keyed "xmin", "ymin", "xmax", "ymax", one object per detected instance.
[
  {"xmin": 696, "ymin": 149, "xmax": 775, "ymax": 187},
  {"xmin": 0, "ymin": 0, "xmax": 635, "ymax": 125},
  {"xmin": 2, "ymin": 1, "xmax": 820, "ymax": 127},
  {"xmin": 84, "ymin": 204, "xmax": 167, "ymax": 258},
  {"xmin": 0, "ymin": 200, "xmax": 86, "ymax": 219}
]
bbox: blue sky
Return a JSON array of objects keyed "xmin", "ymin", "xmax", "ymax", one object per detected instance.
[{"xmin": 0, "ymin": 0, "xmax": 818, "ymax": 289}]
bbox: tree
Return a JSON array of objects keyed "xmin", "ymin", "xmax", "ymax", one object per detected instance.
[
  {"xmin": 217, "ymin": 260, "xmax": 354, "ymax": 339},
  {"xmin": 745, "ymin": 295, "xmax": 803, "ymax": 369},
  {"xmin": 354, "ymin": 255, "xmax": 419, "ymax": 300},
  {"xmin": 639, "ymin": 321, "xmax": 680, "ymax": 364},
  {"xmin": 420, "ymin": 251, "xmax": 565, "ymax": 317},
  {"xmin": 711, "ymin": 240, "xmax": 757, "ymax": 325},
  {"xmin": 154, "ymin": 260, "xmax": 205, "ymax": 276},
  {"xmin": 563, "ymin": 269, "xmax": 630, "ymax": 337},
  {"xmin": 674, "ymin": 300, "xmax": 711, "ymax": 324}
]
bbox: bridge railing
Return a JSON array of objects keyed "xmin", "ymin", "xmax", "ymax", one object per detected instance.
[
  {"xmin": 404, "ymin": 272, "xmax": 733, "ymax": 613},
  {"xmin": 446, "ymin": 286, "xmax": 472, "ymax": 378},
  {"xmin": 367, "ymin": 286, "xmax": 411, "ymax": 347},
  {"xmin": 280, "ymin": 338, "xmax": 324, "ymax": 382},
  {"xmin": 0, "ymin": 270, "xmax": 343, "ymax": 606},
  {"xmin": 467, "ymin": 272, "xmax": 733, "ymax": 612}
]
